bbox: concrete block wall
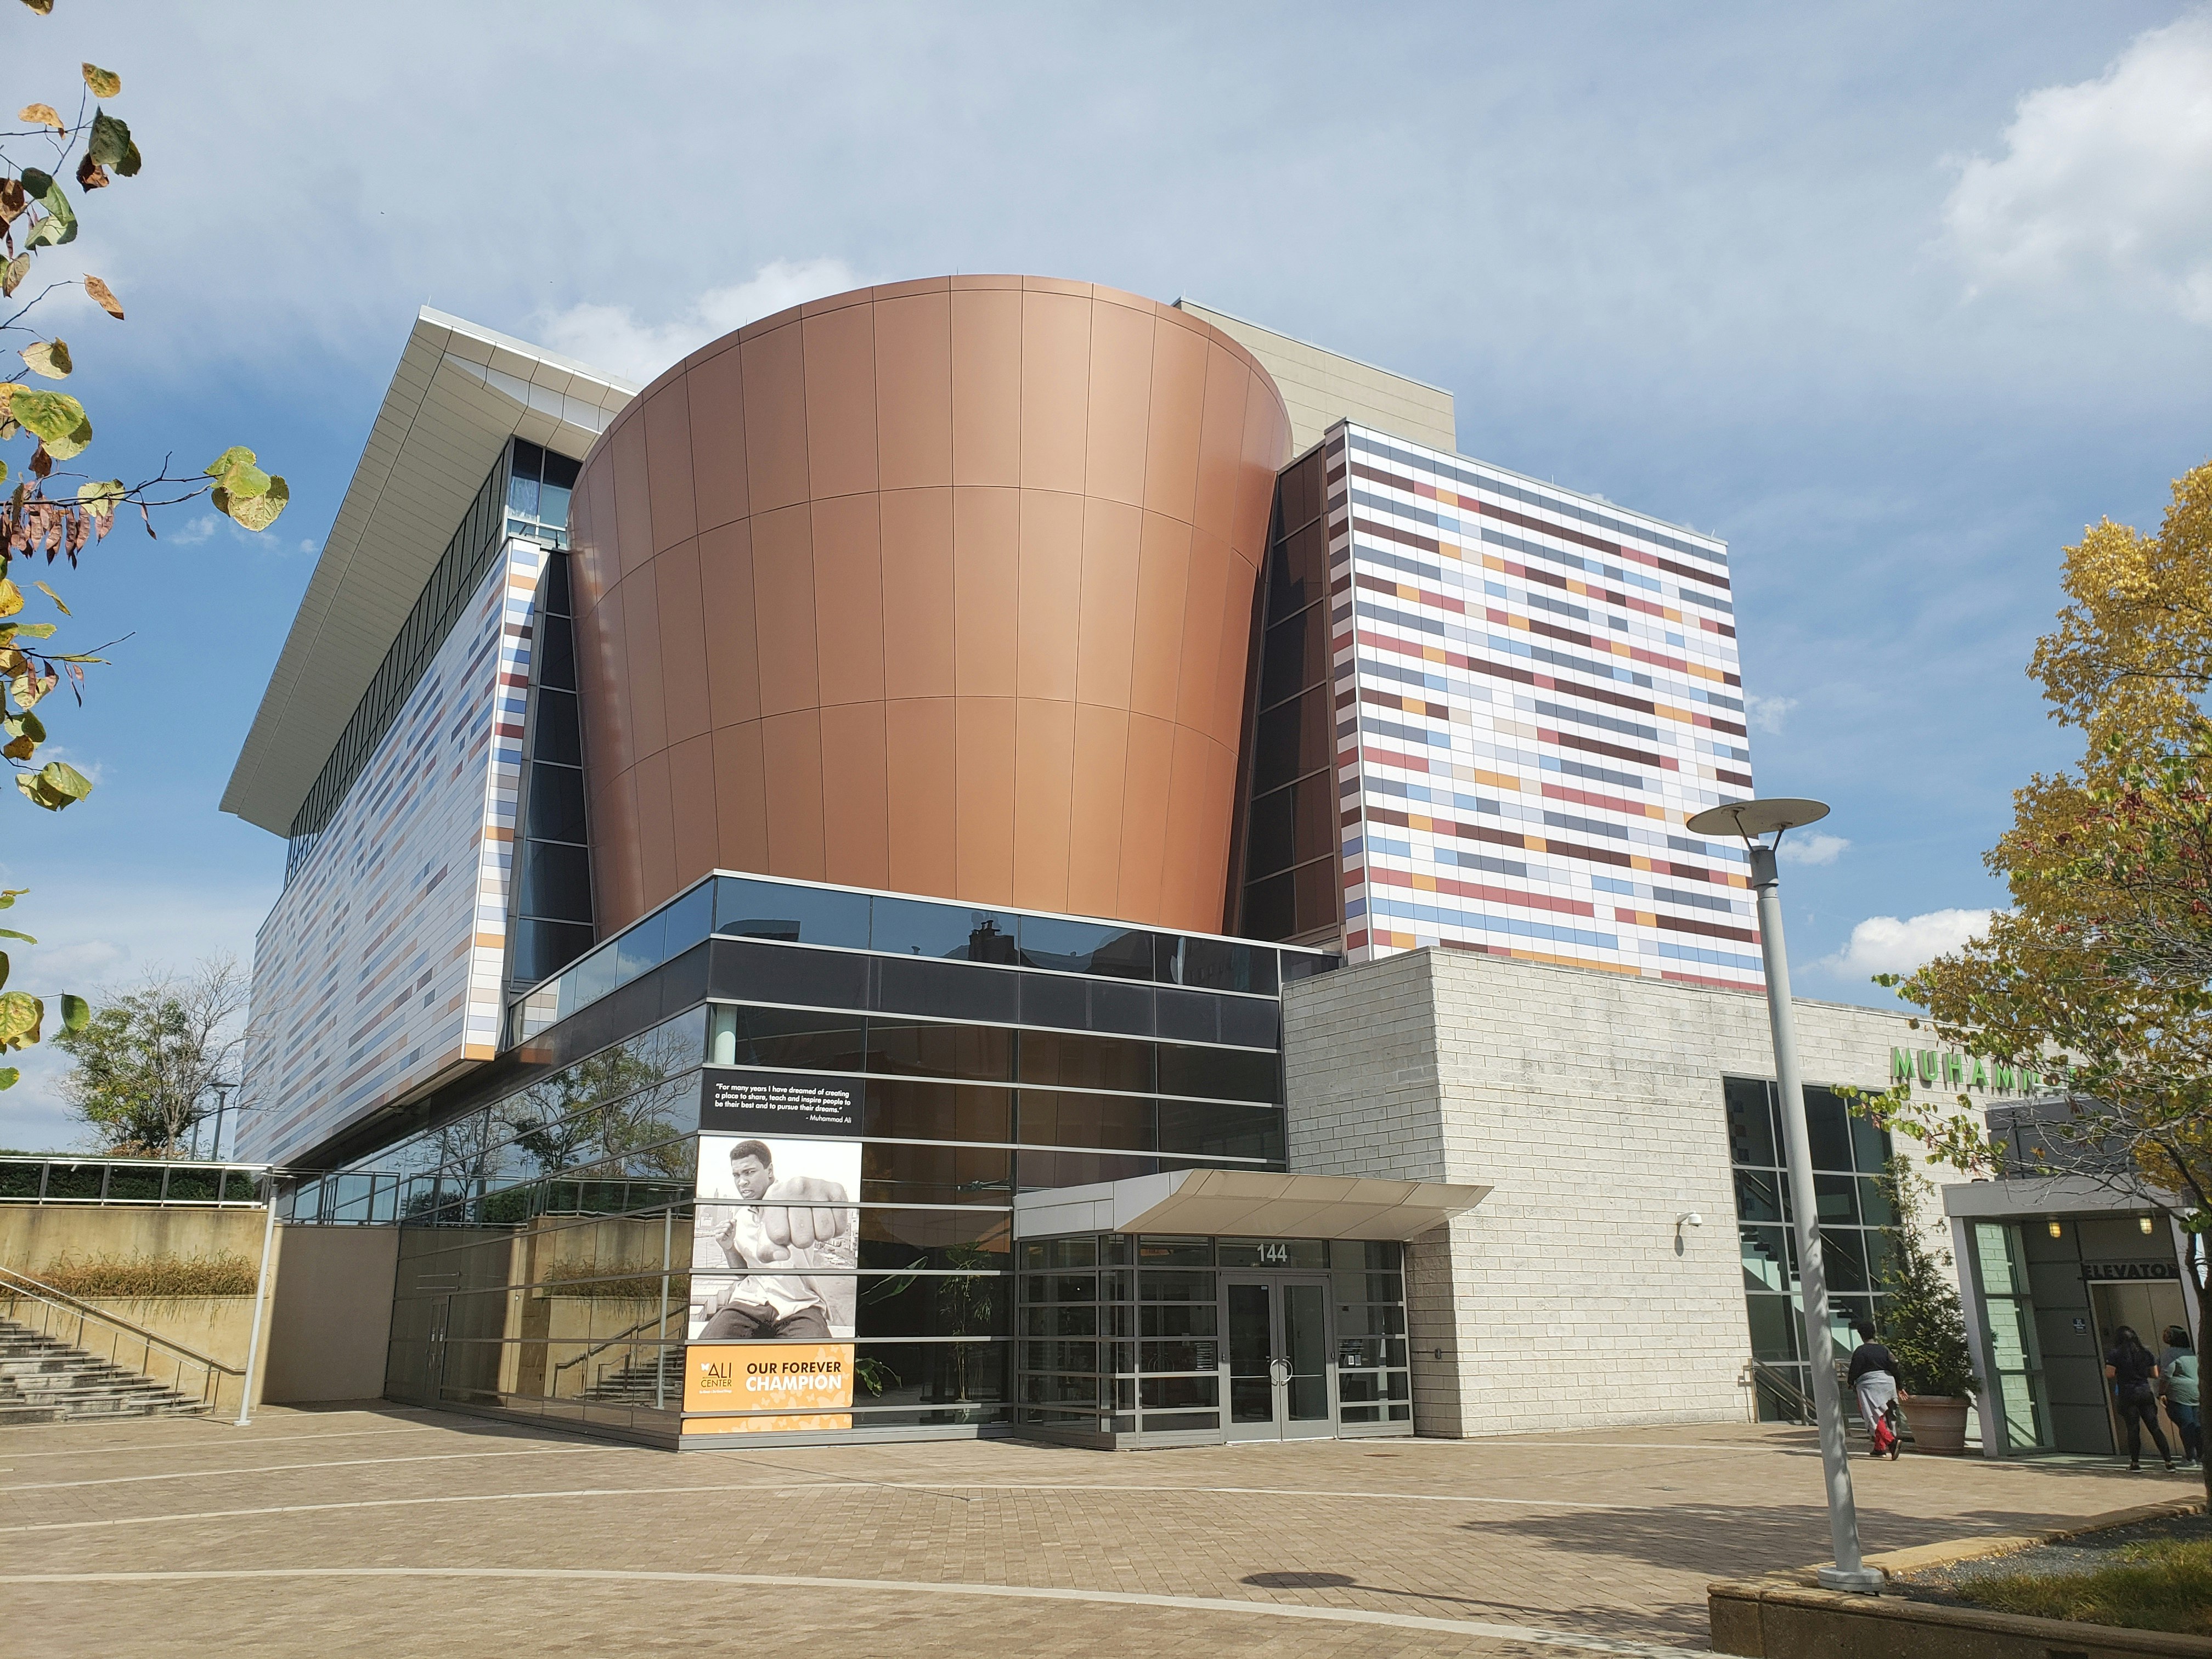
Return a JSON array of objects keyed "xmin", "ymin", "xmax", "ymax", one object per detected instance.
[{"xmin": 1284, "ymin": 949, "xmax": 1967, "ymax": 1439}]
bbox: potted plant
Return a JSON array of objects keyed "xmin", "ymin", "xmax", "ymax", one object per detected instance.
[{"xmin": 1877, "ymin": 1157, "xmax": 1981, "ymax": 1453}]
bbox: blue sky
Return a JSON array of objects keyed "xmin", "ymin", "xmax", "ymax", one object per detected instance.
[{"xmin": 3, "ymin": 1, "xmax": 2209, "ymax": 1148}]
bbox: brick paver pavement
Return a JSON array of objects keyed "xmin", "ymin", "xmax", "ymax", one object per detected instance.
[{"xmin": 0, "ymin": 1403, "xmax": 2186, "ymax": 1656}]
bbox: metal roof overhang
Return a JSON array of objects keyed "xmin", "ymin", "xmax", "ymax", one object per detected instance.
[
  {"xmin": 221, "ymin": 308, "xmax": 636, "ymax": 837},
  {"xmin": 1013, "ymin": 1168, "xmax": 1491, "ymax": 1242}
]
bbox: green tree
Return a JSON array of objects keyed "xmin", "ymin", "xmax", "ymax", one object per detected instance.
[
  {"xmin": 54, "ymin": 957, "xmax": 244, "ymax": 1155},
  {"xmin": 1853, "ymin": 459, "xmax": 2212, "ymax": 1494},
  {"xmin": 1875, "ymin": 1159, "xmax": 1978, "ymax": 1399},
  {"xmin": 0, "ymin": 2, "xmax": 291, "ymax": 1088}
]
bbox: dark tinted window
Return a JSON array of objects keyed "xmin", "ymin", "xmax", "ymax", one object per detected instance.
[
  {"xmin": 1018, "ymin": 973, "xmax": 1088, "ymax": 1031},
  {"xmin": 713, "ymin": 1006, "xmax": 866, "ymax": 1071},
  {"xmin": 1168, "ymin": 937, "xmax": 1278, "ymax": 996},
  {"xmin": 1018, "ymin": 1030, "xmax": 1154, "ymax": 1093},
  {"xmin": 867, "ymin": 1020, "xmax": 1013, "ymax": 1082},
  {"xmin": 1088, "ymin": 981, "xmax": 1153, "ymax": 1036},
  {"xmin": 1154, "ymin": 989, "xmax": 1218, "ymax": 1045},
  {"xmin": 1156, "ymin": 1042, "xmax": 1279, "ymax": 1103},
  {"xmin": 876, "ymin": 956, "xmax": 1020, "ymax": 1023},
  {"xmin": 1158, "ymin": 1100, "xmax": 1285, "ymax": 1162},
  {"xmin": 529, "ymin": 690, "xmax": 582, "ymax": 765},
  {"xmin": 708, "ymin": 938, "xmax": 870, "ymax": 1010},
  {"xmin": 1019, "ymin": 917, "xmax": 1156, "ymax": 980},
  {"xmin": 857, "ymin": 1143, "xmax": 1011, "ymax": 1206},
  {"xmin": 713, "ymin": 876, "xmax": 870, "ymax": 947},
  {"xmin": 1218, "ymin": 996, "xmax": 1280, "ymax": 1049},
  {"xmin": 659, "ymin": 881, "xmax": 714, "ymax": 958},
  {"xmin": 1803, "ymin": 1086, "xmax": 1855, "ymax": 1173},
  {"xmin": 864, "ymin": 1079, "xmax": 1011, "ymax": 1144},
  {"xmin": 526, "ymin": 764, "xmax": 586, "ymax": 844},
  {"xmin": 519, "ymin": 842, "xmax": 592, "ymax": 921},
  {"xmin": 534, "ymin": 613, "xmax": 576, "ymax": 690},
  {"xmin": 870, "ymin": 896, "xmax": 1020, "ymax": 963},
  {"xmin": 1724, "ymin": 1077, "xmax": 1778, "ymax": 1167},
  {"xmin": 511, "ymin": 919, "xmax": 594, "ymax": 986},
  {"xmin": 1018, "ymin": 1149, "xmax": 1158, "ymax": 1191},
  {"xmin": 1253, "ymin": 685, "xmax": 1332, "ymax": 793},
  {"xmin": 1019, "ymin": 1090, "xmax": 1154, "ymax": 1151}
]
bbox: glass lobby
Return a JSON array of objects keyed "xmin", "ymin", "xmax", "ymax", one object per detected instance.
[{"xmin": 292, "ymin": 871, "xmax": 1335, "ymax": 1446}]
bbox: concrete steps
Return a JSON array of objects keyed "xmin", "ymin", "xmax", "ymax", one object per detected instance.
[
  {"xmin": 574, "ymin": 1349, "xmax": 685, "ymax": 1407},
  {"xmin": 0, "ymin": 1317, "xmax": 213, "ymax": 1424}
]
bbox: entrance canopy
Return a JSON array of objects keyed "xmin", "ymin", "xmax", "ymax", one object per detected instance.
[{"xmin": 1014, "ymin": 1168, "xmax": 1489, "ymax": 1241}]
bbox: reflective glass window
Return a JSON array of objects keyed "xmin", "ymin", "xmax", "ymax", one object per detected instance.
[
  {"xmin": 713, "ymin": 877, "xmax": 870, "ymax": 947},
  {"xmin": 870, "ymin": 896, "xmax": 1020, "ymax": 963},
  {"xmin": 1019, "ymin": 1030, "xmax": 1154, "ymax": 1093},
  {"xmin": 1018, "ymin": 917, "xmax": 1157, "ymax": 980},
  {"xmin": 706, "ymin": 1005, "xmax": 866, "ymax": 1070}
]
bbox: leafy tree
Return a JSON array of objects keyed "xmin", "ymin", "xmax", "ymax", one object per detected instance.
[
  {"xmin": 53, "ymin": 957, "xmax": 244, "ymax": 1154},
  {"xmin": 0, "ymin": 2, "xmax": 290, "ymax": 1090},
  {"xmin": 1853, "ymin": 460, "xmax": 2212, "ymax": 1491}
]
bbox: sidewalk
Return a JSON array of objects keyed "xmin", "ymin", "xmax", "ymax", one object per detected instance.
[{"xmin": 0, "ymin": 1406, "xmax": 2185, "ymax": 1657}]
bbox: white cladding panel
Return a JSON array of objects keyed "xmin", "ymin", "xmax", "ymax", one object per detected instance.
[{"xmin": 238, "ymin": 543, "xmax": 546, "ymax": 1165}]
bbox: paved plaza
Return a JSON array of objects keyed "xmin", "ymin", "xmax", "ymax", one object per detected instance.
[{"xmin": 0, "ymin": 1404, "xmax": 2185, "ymax": 1657}]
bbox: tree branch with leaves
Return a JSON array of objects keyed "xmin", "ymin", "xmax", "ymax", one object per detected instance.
[{"xmin": 0, "ymin": 1, "xmax": 294, "ymax": 1090}]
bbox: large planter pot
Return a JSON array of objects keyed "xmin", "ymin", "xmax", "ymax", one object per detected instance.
[{"xmin": 1899, "ymin": 1394, "xmax": 1971, "ymax": 1455}]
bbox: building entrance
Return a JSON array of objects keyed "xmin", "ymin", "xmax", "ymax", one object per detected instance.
[
  {"xmin": 2090, "ymin": 1278, "xmax": 2187, "ymax": 1455},
  {"xmin": 1224, "ymin": 1273, "xmax": 1333, "ymax": 1441}
]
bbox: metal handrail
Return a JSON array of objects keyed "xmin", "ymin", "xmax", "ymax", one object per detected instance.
[
  {"xmin": 549, "ymin": 1308, "xmax": 684, "ymax": 1390},
  {"xmin": 0, "ymin": 1155, "xmax": 272, "ymax": 1208},
  {"xmin": 0, "ymin": 1261, "xmax": 245, "ymax": 1410}
]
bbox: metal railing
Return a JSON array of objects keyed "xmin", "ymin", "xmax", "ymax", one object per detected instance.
[
  {"xmin": 0, "ymin": 1262, "xmax": 246, "ymax": 1412},
  {"xmin": 0, "ymin": 1156, "xmax": 270, "ymax": 1207},
  {"xmin": 549, "ymin": 1308, "xmax": 684, "ymax": 1404}
]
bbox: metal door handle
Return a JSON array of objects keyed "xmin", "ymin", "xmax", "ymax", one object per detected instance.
[{"xmin": 1269, "ymin": 1356, "xmax": 1291, "ymax": 1383}]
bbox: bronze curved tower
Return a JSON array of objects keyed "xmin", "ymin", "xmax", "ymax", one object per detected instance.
[{"xmin": 568, "ymin": 275, "xmax": 1291, "ymax": 935}]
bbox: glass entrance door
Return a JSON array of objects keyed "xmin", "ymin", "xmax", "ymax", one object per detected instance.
[{"xmin": 1223, "ymin": 1274, "xmax": 1333, "ymax": 1441}]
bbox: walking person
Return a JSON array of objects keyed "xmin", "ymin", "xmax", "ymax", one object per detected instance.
[
  {"xmin": 2159, "ymin": 1325, "xmax": 2201, "ymax": 1469},
  {"xmin": 2106, "ymin": 1324, "xmax": 2175, "ymax": 1472},
  {"xmin": 1845, "ymin": 1319, "xmax": 1904, "ymax": 1460}
]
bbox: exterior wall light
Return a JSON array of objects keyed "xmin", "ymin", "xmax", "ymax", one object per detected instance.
[
  {"xmin": 1677, "ymin": 1211, "xmax": 1705, "ymax": 1229},
  {"xmin": 2141, "ymin": 1215, "xmax": 2158, "ymax": 1235},
  {"xmin": 2047, "ymin": 1220, "xmax": 2063, "ymax": 1239}
]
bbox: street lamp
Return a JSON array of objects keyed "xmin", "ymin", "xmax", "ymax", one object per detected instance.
[{"xmin": 1687, "ymin": 795, "xmax": 1884, "ymax": 1595}]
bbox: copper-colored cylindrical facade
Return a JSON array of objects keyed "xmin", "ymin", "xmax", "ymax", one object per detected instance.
[{"xmin": 568, "ymin": 275, "xmax": 1291, "ymax": 936}]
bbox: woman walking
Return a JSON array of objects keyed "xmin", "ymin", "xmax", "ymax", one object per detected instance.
[
  {"xmin": 2106, "ymin": 1324, "xmax": 2175, "ymax": 1472},
  {"xmin": 2160, "ymin": 1325, "xmax": 2200, "ymax": 1468},
  {"xmin": 1846, "ymin": 1319, "xmax": 1903, "ymax": 1460}
]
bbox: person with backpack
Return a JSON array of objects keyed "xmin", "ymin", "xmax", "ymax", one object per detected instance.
[
  {"xmin": 2106, "ymin": 1324, "xmax": 2175, "ymax": 1472},
  {"xmin": 1846, "ymin": 1319, "xmax": 1904, "ymax": 1461},
  {"xmin": 2159, "ymin": 1324, "xmax": 2200, "ymax": 1468}
]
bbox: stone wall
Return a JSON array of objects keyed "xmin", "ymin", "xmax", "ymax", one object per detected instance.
[{"xmin": 1283, "ymin": 948, "xmax": 1968, "ymax": 1438}]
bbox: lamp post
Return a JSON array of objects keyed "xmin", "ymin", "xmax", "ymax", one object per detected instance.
[{"xmin": 1687, "ymin": 795, "xmax": 1884, "ymax": 1594}]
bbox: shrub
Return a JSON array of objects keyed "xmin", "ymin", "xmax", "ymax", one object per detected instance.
[
  {"xmin": 1877, "ymin": 1158, "xmax": 1980, "ymax": 1399},
  {"xmin": 30, "ymin": 1252, "xmax": 259, "ymax": 1297}
]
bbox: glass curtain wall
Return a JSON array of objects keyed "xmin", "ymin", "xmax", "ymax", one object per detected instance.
[
  {"xmin": 1725, "ymin": 1075, "xmax": 1895, "ymax": 1420},
  {"xmin": 1237, "ymin": 445, "xmax": 1341, "ymax": 943}
]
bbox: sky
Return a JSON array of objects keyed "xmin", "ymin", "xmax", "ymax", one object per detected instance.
[{"xmin": 2, "ymin": 1, "xmax": 2208, "ymax": 1149}]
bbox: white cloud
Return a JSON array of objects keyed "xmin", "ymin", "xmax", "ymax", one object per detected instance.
[
  {"xmin": 535, "ymin": 258, "xmax": 864, "ymax": 385},
  {"xmin": 1746, "ymin": 693, "xmax": 1797, "ymax": 735},
  {"xmin": 168, "ymin": 514, "xmax": 221, "ymax": 546},
  {"xmin": 1776, "ymin": 831, "xmax": 1849, "ymax": 867},
  {"xmin": 1944, "ymin": 12, "xmax": 2212, "ymax": 321},
  {"xmin": 1821, "ymin": 908, "xmax": 1994, "ymax": 980}
]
